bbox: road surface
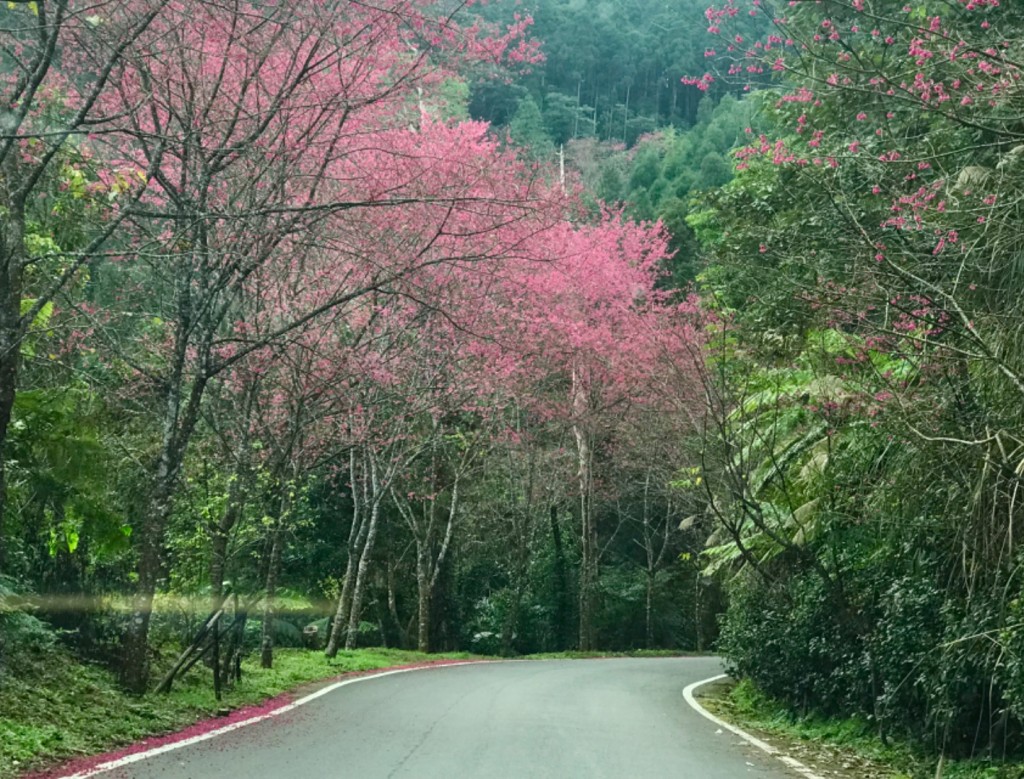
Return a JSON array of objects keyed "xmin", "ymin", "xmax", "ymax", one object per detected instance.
[{"xmin": 90, "ymin": 657, "xmax": 803, "ymax": 778}]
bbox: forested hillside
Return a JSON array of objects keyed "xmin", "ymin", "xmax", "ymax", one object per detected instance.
[{"xmin": 5, "ymin": 0, "xmax": 1024, "ymax": 776}]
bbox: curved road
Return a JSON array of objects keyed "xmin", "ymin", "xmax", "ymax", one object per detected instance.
[{"xmin": 90, "ymin": 658, "xmax": 801, "ymax": 778}]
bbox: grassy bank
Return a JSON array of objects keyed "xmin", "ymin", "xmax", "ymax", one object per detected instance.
[
  {"xmin": 701, "ymin": 678, "xmax": 1023, "ymax": 779},
  {"xmin": 1, "ymin": 645, "xmax": 481, "ymax": 779}
]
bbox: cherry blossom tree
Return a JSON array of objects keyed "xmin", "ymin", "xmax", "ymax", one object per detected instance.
[
  {"xmin": 84, "ymin": 0, "xmax": 549, "ymax": 690},
  {"xmin": 481, "ymin": 215, "xmax": 704, "ymax": 648}
]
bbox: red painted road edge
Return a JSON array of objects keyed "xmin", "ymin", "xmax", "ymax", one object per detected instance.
[{"xmin": 22, "ymin": 659, "xmax": 486, "ymax": 779}]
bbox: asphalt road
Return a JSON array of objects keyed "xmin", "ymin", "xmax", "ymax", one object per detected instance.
[{"xmin": 91, "ymin": 657, "xmax": 802, "ymax": 778}]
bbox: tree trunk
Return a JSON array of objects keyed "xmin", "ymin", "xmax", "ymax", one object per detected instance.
[
  {"xmin": 344, "ymin": 497, "xmax": 382, "ymax": 650},
  {"xmin": 416, "ymin": 552, "xmax": 430, "ymax": 653},
  {"xmin": 500, "ymin": 578, "xmax": 524, "ymax": 656},
  {"xmin": 577, "ymin": 501, "xmax": 597, "ymax": 651},
  {"xmin": 572, "ymin": 366, "xmax": 596, "ymax": 651},
  {"xmin": 121, "ymin": 469, "xmax": 177, "ymax": 693},
  {"xmin": 210, "ymin": 394, "xmax": 255, "ymax": 610},
  {"xmin": 549, "ymin": 504, "xmax": 571, "ymax": 651},
  {"xmin": 645, "ymin": 572, "xmax": 654, "ymax": 649},
  {"xmin": 260, "ymin": 479, "xmax": 293, "ymax": 670},
  {"xmin": 211, "ymin": 617, "xmax": 222, "ymax": 701},
  {"xmin": 326, "ymin": 451, "xmax": 367, "ymax": 657},
  {"xmin": 387, "ymin": 557, "xmax": 406, "ymax": 648},
  {"xmin": 0, "ymin": 200, "xmax": 26, "ymax": 574},
  {"xmin": 121, "ymin": 314, "xmax": 210, "ymax": 692},
  {"xmin": 209, "ymin": 475, "xmax": 244, "ymax": 609},
  {"xmin": 413, "ymin": 471, "xmax": 459, "ymax": 654},
  {"xmin": 325, "ymin": 547, "xmax": 358, "ymax": 657},
  {"xmin": 260, "ymin": 517, "xmax": 284, "ymax": 669}
]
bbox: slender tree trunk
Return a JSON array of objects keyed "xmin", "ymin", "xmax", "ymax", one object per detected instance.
[
  {"xmin": 0, "ymin": 200, "xmax": 26, "ymax": 574},
  {"xmin": 622, "ymin": 83, "xmax": 630, "ymax": 143},
  {"xmin": 645, "ymin": 572, "xmax": 654, "ymax": 649},
  {"xmin": 387, "ymin": 556, "xmax": 406, "ymax": 648},
  {"xmin": 260, "ymin": 515, "xmax": 284, "ymax": 669},
  {"xmin": 121, "ymin": 477, "xmax": 175, "ymax": 693},
  {"xmin": 261, "ymin": 473, "xmax": 294, "ymax": 670},
  {"xmin": 642, "ymin": 471, "xmax": 657, "ymax": 649},
  {"xmin": 574, "ymin": 78, "xmax": 582, "ymax": 139},
  {"xmin": 572, "ymin": 366, "xmax": 596, "ymax": 651},
  {"xmin": 121, "ymin": 266, "xmax": 210, "ymax": 692},
  {"xmin": 416, "ymin": 552, "xmax": 430, "ymax": 653},
  {"xmin": 326, "ymin": 451, "xmax": 366, "ymax": 657},
  {"xmin": 414, "ymin": 473, "xmax": 459, "ymax": 653},
  {"xmin": 577, "ymin": 490, "xmax": 597, "ymax": 651},
  {"xmin": 210, "ymin": 475, "xmax": 244, "ymax": 611},
  {"xmin": 0, "ymin": 361, "xmax": 15, "ymax": 573},
  {"xmin": 325, "ymin": 545, "xmax": 359, "ymax": 657},
  {"xmin": 549, "ymin": 504, "xmax": 570, "ymax": 651},
  {"xmin": 210, "ymin": 387, "xmax": 255, "ymax": 610},
  {"xmin": 694, "ymin": 572, "xmax": 703, "ymax": 652},
  {"xmin": 124, "ymin": 361, "xmax": 201, "ymax": 692},
  {"xmin": 501, "ymin": 577, "xmax": 524, "ymax": 656},
  {"xmin": 211, "ymin": 617, "xmax": 222, "ymax": 701},
  {"xmin": 345, "ymin": 452, "xmax": 383, "ymax": 651},
  {"xmin": 344, "ymin": 498, "xmax": 382, "ymax": 650}
]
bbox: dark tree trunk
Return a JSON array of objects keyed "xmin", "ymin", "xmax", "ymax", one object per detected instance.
[
  {"xmin": 211, "ymin": 618, "xmax": 222, "ymax": 701},
  {"xmin": 121, "ymin": 276, "xmax": 210, "ymax": 691},
  {"xmin": 549, "ymin": 504, "xmax": 571, "ymax": 651},
  {"xmin": 260, "ymin": 514, "xmax": 284, "ymax": 669},
  {"xmin": 500, "ymin": 579, "xmax": 524, "ymax": 656},
  {"xmin": 386, "ymin": 555, "xmax": 407, "ymax": 648},
  {"xmin": 121, "ymin": 476, "xmax": 176, "ymax": 694},
  {"xmin": 645, "ymin": 572, "xmax": 655, "ymax": 649},
  {"xmin": 0, "ymin": 201, "xmax": 26, "ymax": 574}
]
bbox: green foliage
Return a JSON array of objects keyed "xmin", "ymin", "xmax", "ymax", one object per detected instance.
[
  {"xmin": 5, "ymin": 387, "xmax": 129, "ymax": 581},
  {"xmin": 705, "ymin": 678, "xmax": 1024, "ymax": 779},
  {"xmin": 691, "ymin": 11, "xmax": 1024, "ymax": 755},
  {"xmin": 508, "ymin": 95, "xmax": 554, "ymax": 159},
  {"xmin": 472, "ymin": 0, "xmax": 764, "ymax": 138}
]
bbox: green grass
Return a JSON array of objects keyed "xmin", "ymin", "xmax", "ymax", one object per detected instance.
[
  {"xmin": 0, "ymin": 644, "xmax": 482, "ymax": 779},
  {"xmin": 703, "ymin": 678, "xmax": 1023, "ymax": 779}
]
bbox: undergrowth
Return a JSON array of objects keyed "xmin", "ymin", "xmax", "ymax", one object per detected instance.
[{"xmin": 705, "ymin": 678, "xmax": 1023, "ymax": 779}]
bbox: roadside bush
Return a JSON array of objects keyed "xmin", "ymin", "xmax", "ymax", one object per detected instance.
[
  {"xmin": 719, "ymin": 549, "xmax": 1024, "ymax": 756},
  {"xmin": 0, "ymin": 580, "xmax": 57, "ymax": 671},
  {"xmin": 719, "ymin": 566, "xmax": 864, "ymax": 717}
]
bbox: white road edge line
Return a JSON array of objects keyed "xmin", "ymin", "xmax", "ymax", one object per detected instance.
[
  {"xmin": 57, "ymin": 661, "xmax": 488, "ymax": 779},
  {"xmin": 682, "ymin": 674, "xmax": 826, "ymax": 779}
]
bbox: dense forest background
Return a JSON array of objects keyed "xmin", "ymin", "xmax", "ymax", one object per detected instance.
[
  {"xmin": 7, "ymin": 0, "xmax": 1024, "ymax": 774},
  {"xmin": 0, "ymin": 0, "xmax": 720, "ymax": 700}
]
